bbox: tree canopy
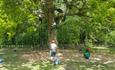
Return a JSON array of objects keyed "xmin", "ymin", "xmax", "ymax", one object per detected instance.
[{"xmin": 0, "ymin": 0, "xmax": 114, "ymax": 47}]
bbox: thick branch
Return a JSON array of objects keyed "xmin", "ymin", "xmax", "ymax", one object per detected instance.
[{"xmin": 56, "ymin": 13, "xmax": 92, "ymax": 29}]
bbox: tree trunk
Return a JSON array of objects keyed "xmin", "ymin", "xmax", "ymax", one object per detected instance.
[{"xmin": 43, "ymin": 0, "xmax": 57, "ymax": 44}]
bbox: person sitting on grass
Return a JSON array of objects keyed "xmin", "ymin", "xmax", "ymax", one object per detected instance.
[
  {"xmin": 53, "ymin": 56, "xmax": 61, "ymax": 65},
  {"xmin": 84, "ymin": 47, "xmax": 91, "ymax": 62}
]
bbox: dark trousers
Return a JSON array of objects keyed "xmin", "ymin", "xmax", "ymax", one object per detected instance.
[{"xmin": 51, "ymin": 51, "xmax": 56, "ymax": 57}]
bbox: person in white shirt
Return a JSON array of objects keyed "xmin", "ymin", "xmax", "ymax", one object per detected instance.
[{"xmin": 50, "ymin": 40, "xmax": 58, "ymax": 57}]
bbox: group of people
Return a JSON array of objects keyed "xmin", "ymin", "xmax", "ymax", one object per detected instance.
[{"xmin": 49, "ymin": 40, "xmax": 91, "ymax": 65}]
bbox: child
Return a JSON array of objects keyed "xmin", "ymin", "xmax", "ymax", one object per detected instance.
[
  {"xmin": 50, "ymin": 40, "xmax": 58, "ymax": 57},
  {"xmin": 49, "ymin": 40, "xmax": 58, "ymax": 62},
  {"xmin": 84, "ymin": 48, "xmax": 91, "ymax": 62},
  {"xmin": 53, "ymin": 56, "xmax": 61, "ymax": 65}
]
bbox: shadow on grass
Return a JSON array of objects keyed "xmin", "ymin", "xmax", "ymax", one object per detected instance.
[
  {"xmin": 0, "ymin": 48, "xmax": 115, "ymax": 70},
  {"xmin": 0, "ymin": 48, "xmax": 60, "ymax": 70},
  {"xmin": 64, "ymin": 60, "xmax": 115, "ymax": 70}
]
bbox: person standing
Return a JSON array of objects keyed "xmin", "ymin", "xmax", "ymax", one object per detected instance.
[{"xmin": 50, "ymin": 40, "xmax": 58, "ymax": 59}]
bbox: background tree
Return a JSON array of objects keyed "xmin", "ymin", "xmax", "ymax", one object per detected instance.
[{"xmin": 0, "ymin": 0, "xmax": 114, "ymax": 48}]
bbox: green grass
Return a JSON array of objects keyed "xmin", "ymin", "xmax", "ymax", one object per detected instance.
[
  {"xmin": 0, "ymin": 47, "xmax": 115, "ymax": 70},
  {"xmin": 108, "ymin": 47, "xmax": 115, "ymax": 54}
]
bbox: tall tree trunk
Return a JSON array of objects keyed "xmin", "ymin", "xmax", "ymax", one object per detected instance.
[{"xmin": 43, "ymin": 0, "xmax": 57, "ymax": 44}]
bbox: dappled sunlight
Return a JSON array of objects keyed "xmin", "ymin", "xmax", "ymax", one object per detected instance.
[
  {"xmin": 21, "ymin": 51, "xmax": 49, "ymax": 61},
  {"xmin": 0, "ymin": 0, "xmax": 114, "ymax": 70},
  {"xmin": 0, "ymin": 47, "xmax": 115, "ymax": 70}
]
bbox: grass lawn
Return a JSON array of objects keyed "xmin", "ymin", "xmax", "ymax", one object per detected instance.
[{"xmin": 0, "ymin": 47, "xmax": 115, "ymax": 70}]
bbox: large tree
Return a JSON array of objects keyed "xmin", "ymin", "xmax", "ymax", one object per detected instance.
[
  {"xmin": 0, "ymin": 0, "xmax": 114, "ymax": 47},
  {"xmin": 41, "ymin": 0, "xmax": 90, "ymax": 44}
]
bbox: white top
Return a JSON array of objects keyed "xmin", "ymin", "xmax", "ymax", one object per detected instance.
[{"xmin": 50, "ymin": 43, "xmax": 57, "ymax": 52}]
